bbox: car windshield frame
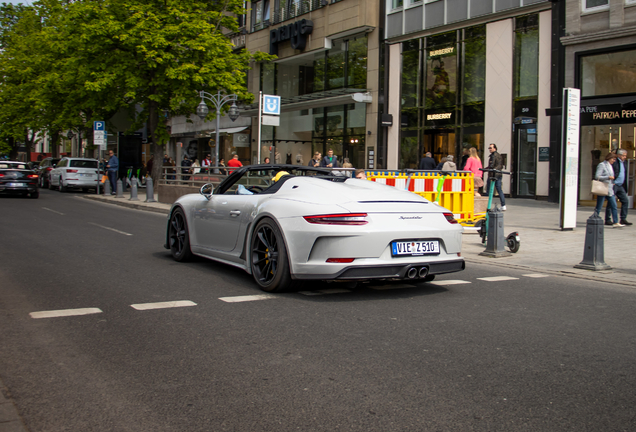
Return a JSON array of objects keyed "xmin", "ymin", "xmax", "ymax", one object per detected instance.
[
  {"xmin": 215, "ymin": 164, "xmax": 333, "ymax": 195},
  {"xmin": 69, "ymin": 159, "xmax": 98, "ymax": 169}
]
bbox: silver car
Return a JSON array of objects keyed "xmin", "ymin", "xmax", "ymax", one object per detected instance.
[
  {"xmin": 165, "ymin": 165, "xmax": 464, "ymax": 292},
  {"xmin": 49, "ymin": 158, "xmax": 99, "ymax": 192}
]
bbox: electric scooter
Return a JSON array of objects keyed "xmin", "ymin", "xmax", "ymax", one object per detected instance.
[{"xmin": 476, "ymin": 168, "xmax": 520, "ymax": 253}]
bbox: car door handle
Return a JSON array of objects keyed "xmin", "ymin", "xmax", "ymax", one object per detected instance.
[{"xmin": 230, "ymin": 210, "xmax": 241, "ymax": 217}]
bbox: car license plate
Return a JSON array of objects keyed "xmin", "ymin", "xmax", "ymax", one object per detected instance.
[
  {"xmin": 80, "ymin": 173, "xmax": 94, "ymax": 177},
  {"xmin": 8, "ymin": 182, "xmax": 25, "ymax": 187},
  {"xmin": 392, "ymin": 240, "xmax": 440, "ymax": 256}
]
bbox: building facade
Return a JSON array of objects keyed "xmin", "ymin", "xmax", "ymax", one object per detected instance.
[
  {"xmin": 169, "ymin": 0, "xmax": 382, "ymax": 172},
  {"xmin": 562, "ymin": 0, "xmax": 636, "ymax": 205},
  {"xmin": 384, "ymin": 0, "xmax": 555, "ymax": 199}
]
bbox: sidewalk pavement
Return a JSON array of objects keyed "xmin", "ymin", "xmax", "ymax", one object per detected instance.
[
  {"xmin": 0, "ymin": 382, "xmax": 27, "ymax": 432},
  {"xmin": 84, "ymin": 193, "xmax": 636, "ymax": 288}
]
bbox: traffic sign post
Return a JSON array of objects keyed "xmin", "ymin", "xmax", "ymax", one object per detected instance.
[
  {"xmin": 259, "ymin": 94, "xmax": 281, "ymax": 164},
  {"xmin": 94, "ymin": 121, "xmax": 106, "ymax": 195}
]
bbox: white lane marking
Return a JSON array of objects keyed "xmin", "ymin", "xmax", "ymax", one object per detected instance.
[
  {"xmin": 429, "ymin": 280, "xmax": 472, "ymax": 286},
  {"xmin": 131, "ymin": 300, "xmax": 197, "ymax": 310},
  {"xmin": 370, "ymin": 284, "xmax": 417, "ymax": 290},
  {"xmin": 219, "ymin": 294, "xmax": 277, "ymax": 303},
  {"xmin": 30, "ymin": 308, "xmax": 102, "ymax": 319},
  {"xmin": 88, "ymin": 222, "xmax": 133, "ymax": 236},
  {"xmin": 42, "ymin": 207, "xmax": 64, "ymax": 215},
  {"xmin": 523, "ymin": 273, "xmax": 550, "ymax": 278},
  {"xmin": 298, "ymin": 288, "xmax": 352, "ymax": 296},
  {"xmin": 477, "ymin": 276, "xmax": 519, "ymax": 282}
]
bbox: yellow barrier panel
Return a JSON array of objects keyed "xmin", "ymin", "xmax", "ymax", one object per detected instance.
[{"xmin": 365, "ymin": 170, "xmax": 475, "ymax": 224}]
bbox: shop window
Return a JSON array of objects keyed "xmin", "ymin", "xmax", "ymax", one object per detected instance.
[
  {"xmin": 582, "ymin": 0, "xmax": 609, "ymax": 12},
  {"xmin": 402, "ymin": 39, "xmax": 421, "ymax": 108},
  {"xmin": 347, "ymin": 37, "xmax": 368, "ymax": 89},
  {"xmin": 425, "ymin": 31, "xmax": 457, "ymax": 109},
  {"xmin": 462, "ymin": 26, "xmax": 486, "ymax": 104},
  {"xmin": 260, "ymin": 62, "xmax": 276, "ymax": 94},
  {"xmin": 580, "ymin": 48, "xmax": 636, "ymax": 97},
  {"xmin": 326, "ymin": 42, "xmax": 346, "ymax": 90}
]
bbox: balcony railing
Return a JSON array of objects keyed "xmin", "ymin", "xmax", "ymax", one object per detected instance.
[{"xmin": 273, "ymin": 0, "xmax": 326, "ymax": 24}]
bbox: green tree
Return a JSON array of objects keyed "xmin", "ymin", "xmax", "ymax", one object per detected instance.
[{"xmin": 62, "ymin": 0, "xmax": 270, "ymax": 181}]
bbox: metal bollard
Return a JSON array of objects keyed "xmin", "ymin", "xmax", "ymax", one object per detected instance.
[
  {"xmin": 574, "ymin": 212, "xmax": 612, "ymax": 271},
  {"xmin": 145, "ymin": 177, "xmax": 157, "ymax": 203},
  {"xmin": 129, "ymin": 177, "xmax": 140, "ymax": 201},
  {"xmin": 115, "ymin": 179, "xmax": 124, "ymax": 198},
  {"xmin": 103, "ymin": 179, "xmax": 111, "ymax": 195},
  {"xmin": 121, "ymin": 176, "xmax": 128, "ymax": 193},
  {"xmin": 479, "ymin": 208, "xmax": 511, "ymax": 257}
]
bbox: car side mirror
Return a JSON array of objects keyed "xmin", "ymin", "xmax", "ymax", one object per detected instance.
[{"xmin": 200, "ymin": 183, "xmax": 213, "ymax": 199}]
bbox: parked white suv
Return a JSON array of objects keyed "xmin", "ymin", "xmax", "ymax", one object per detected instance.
[{"xmin": 49, "ymin": 157, "xmax": 99, "ymax": 192}]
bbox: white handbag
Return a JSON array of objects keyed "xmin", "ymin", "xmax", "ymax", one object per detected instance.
[{"xmin": 591, "ymin": 179, "xmax": 609, "ymax": 196}]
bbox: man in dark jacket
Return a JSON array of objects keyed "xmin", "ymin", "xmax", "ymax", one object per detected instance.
[
  {"xmin": 418, "ymin": 152, "xmax": 437, "ymax": 170},
  {"xmin": 487, "ymin": 143, "xmax": 506, "ymax": 210},
  {"xmin": 605, "ymin": 148, "xmax": 632, "ymax": 226}
]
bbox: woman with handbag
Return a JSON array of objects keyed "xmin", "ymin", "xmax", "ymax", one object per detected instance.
[
  {"xmin": 594, "ymin": 153, "xmax": 622, "ymax": 227},
  {"xmin": 464, "ymin": 147, "xmax": 484, "ymax": 195}
]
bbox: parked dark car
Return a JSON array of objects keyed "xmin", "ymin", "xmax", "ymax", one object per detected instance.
[
  {"xmin": 37, "ymin": 157, "xmax": 60, "ymax": 188},
  {"xmin": 0, "ymin": 161, "xmax": 39, "ymax": 198}
]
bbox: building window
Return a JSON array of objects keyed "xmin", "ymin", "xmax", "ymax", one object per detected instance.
[
  {"xmin": 582, "ymin": 0, "xmax": 609, "ymax": 12},
  {"xmin": 252, "ymin": 0, "xmax": 270, "ymax": 32},
  {"xmin": 275, "ymin": 0, "xmax": 323, "ymax": 24},
  {"xmin": 238, "ymin": 1, "xmax": 248, "ymax": 28},
  {"xmin": 392, "ymin": 0, "xmax": 404, "ymax": 9},
  {"xmin": 579, "ymin": 48, "xmax": 636, "ymax": 97}
]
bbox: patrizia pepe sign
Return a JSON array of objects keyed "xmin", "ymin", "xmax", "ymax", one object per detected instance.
[
  {"xmin": 269, "ymin": 19, "xmax": 314, "ymax": 55},
  {"xmin": 580, "ymin": 104, "xmax": 636, "ymax": 125}
]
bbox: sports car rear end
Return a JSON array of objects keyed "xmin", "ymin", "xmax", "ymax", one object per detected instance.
[{"xmin": 0, "ymin": 163, "xmax": 39, "ymax": 197}]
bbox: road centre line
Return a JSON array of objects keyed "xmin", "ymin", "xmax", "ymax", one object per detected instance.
[
  {"xmin": 42, "ymin": 207, "xmax": 64, "ymax": 215},
  {"xmin": 477, "ymin": 276, "xmax": 520, "ymax": 282},
  {"xmin": 429, "ymin": 280, "xmax": 472, "ymax": 286},
  {"xmin": 30, "ymin": 308, "xmax": 102, "ymax": 319},
  {"xmin": 523, "ymin": 274, "xmax": 550, "ymax": 278},
  {"xmin": 131, "ymin": 300, "xmax": 197, "ymax": 310},
  {"xmin": 219, "ymin": 294, "xmax": 277, "ymax": 303},
  {"xmin": 88, "ymin": 222, "xmax": 133, "ymax": 236}
]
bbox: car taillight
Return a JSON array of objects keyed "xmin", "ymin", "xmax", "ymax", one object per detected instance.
[
  {"xmin": 303, "ymin": 213, "xmax": 368, "ymax": 225},
  {"xmin": 443, "ymin": 213, "xmax": 458, "ymax": 224},
  {"xmin": 0, "ymin": 173, "xmax": 4, "ymax": 177},
  {"xmin": 28, "ymin": 174, "xmax": 38, "ymax": 178},
  {"xmin": 66, "ymin": 169, "xmax": 78, "ymax": 173},
  {"xmin": 46, "ymin": 167, "xmax": 53, "ymax": 171}
]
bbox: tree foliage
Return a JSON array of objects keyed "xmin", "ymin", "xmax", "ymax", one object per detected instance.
[{"xmin": 0, "ymin": 0, "xmax": 271, "ymax": 171}]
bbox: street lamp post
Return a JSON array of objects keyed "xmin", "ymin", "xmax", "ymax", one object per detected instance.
[{"xmin": 196, "ymin": 90, "xmax": 240, "ymax": 173}]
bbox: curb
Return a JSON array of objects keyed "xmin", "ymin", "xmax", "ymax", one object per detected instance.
[{"xmin": 83, "ymin": 195, "xmax": 170, "ymax": 215}]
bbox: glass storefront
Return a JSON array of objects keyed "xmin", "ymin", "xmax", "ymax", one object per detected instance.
[
  {"xmin": 258, "ymin": 34, "xmax": 369, "ymax": 168},
  {"xmin": 399, "ymin": 25, "xmax": 486, "ymax": 169},
  {"xmin": 580, "ymin": 47, "xmax": 636, "ymax": 97}
]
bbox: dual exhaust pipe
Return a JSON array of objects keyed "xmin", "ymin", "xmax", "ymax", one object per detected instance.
[{"xmin": 406, "ymin": 266, "xmax": 429, "ymax": 279}]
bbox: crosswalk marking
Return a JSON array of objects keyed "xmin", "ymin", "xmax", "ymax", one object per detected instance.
[
  {"xmin": 429, "ymin": 280, "xmax": 472, "ymax": 286},
  {"xmin": 298, "ymin": 288, "xmax": 352, "ymax": 296},
  {"xmin": 523, "ymin": 273, "xmax": 550, "ymax": 278},
  {"xmin": 219, "ymin": 294, "xmax": 277, "ymax": 303},
  {"xmin": 30, "ymin": 308, "xmax": 102, "ymax": 319},
  {"xmin": 130, "ymin": 300, "xmax": 197, "ymax": 310},
  {"xmin": 477, "ymin": 276, "xmax": 519, "ymax": 282}
]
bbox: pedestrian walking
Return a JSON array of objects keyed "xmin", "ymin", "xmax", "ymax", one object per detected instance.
[
  {"xmin": 106, "ymin": 150, "xmax": 119, "ymax": 194},
  {"xmin": 604, "ymin": 149, "xmax": 632, "ymax": 226},
  {"xmin": 418, "ymin": 152, "xmax": 437, "ymax": 170},
  {"xmin": 487, "ymin": 143, "xmax": 506, "ymax": 210},
  {"xmin": 442, "ymin": 155, "xmax": 456, "ymax": 171},
  {"xmin": 596, "ymin": 153, "xmax": 622, "ymax": 227},
  {"xmin": 181, "ymin": 155, "xmax": 192, "ymax": 182},
  {"xmin": 464, "ymin": 147, "xmax": 484, "ymax": 195}
]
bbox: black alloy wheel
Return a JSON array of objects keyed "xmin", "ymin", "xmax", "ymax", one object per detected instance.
[
  {"xmin": 59, "ymin": 179, "xmax": 66, "ymax": 192},
  {"xmin": 48, "ymin": 178, "xmax": 54, "ymax": 190},
  {"xmin": 29, "ymin": 191, "xmax": 39, "ymax": 199},
  {"xmin": 168, "ymin": 209, "xmax": 192, "ymax": 262},
  {"xmin": 250, "ymin": 218, "xmax": 297, "ymax": 292}
]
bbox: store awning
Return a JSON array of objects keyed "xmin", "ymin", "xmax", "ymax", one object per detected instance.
[{"xmin": 209, "ymin": 126, "xmax": 249, "ymax": 134}]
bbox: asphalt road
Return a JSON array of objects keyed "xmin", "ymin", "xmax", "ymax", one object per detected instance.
[{"xmin": 1, "ymin": 189, "xmax": 635, "ymax": 431}]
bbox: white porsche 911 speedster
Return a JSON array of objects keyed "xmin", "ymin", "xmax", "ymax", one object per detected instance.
[{"xmin": 165, "ymin": 165, "xmax": 464, "ymax": 292}]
